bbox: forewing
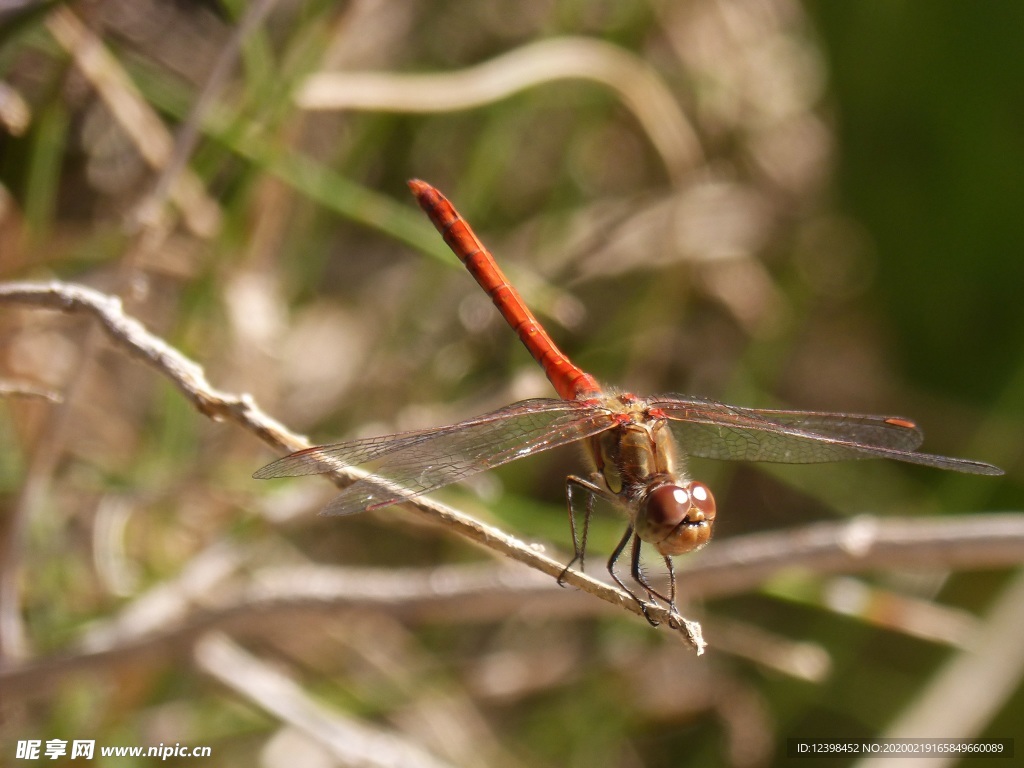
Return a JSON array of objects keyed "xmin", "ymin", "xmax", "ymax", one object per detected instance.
[
  {"xmin": 255, "ymin": 427, "xmax": 457, "ymax": 479},
  {"xmin": 254, "ymin": 399, "xmax": 616, "ymax": 515},
  {"xmin": 255, "ymin": 399, "xmax": 586, "ymax": 479},
  {"xmin": 650, "ymin": 395, "xmax": 1002, "ymax": 475},
  {"xmin": 716, "ymin": 406, "xmax": 925, "ymax": 450},
  {"xmin": 319, "ymin": 402, "xmax": 615, "ymax": 515}
]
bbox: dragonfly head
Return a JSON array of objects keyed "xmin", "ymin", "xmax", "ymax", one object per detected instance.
[{"xmin": 636, "ymin": 480, "xmax": 716, "ymax": 556}]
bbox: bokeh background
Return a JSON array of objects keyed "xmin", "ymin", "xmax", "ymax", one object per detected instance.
[{"xmin": 1, "ymin": 1, "xmax": 1022, "ymax": 765}]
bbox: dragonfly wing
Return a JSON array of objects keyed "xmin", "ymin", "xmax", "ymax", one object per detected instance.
[
  {"xmin": 319, "ymin": 402, "xmax": 616, "ymax": 515},
  {"xmin": 255, "ymin": 429, "xmax": 452, "ymax": 479},
  {"xmin": 650, "ymin": 395, "xmax": 1002, "ymax": 475},
  {"xmin": 737, "ymin": 408, "xmax": 924, "ymax": 451},
  {"xmin": 255, "ymin": 399, "xmax": 616, "ymax": 515},
  {"xmin": 254, "ymin": 399, "xmax": 587, "ymax": 479}
]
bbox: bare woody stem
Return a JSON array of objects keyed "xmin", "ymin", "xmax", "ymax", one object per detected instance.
[
  {"xmin": 0, "ymin": 280, "xmax": 705, "ymax": 651},
  {"xmin": 2, "ymin": 513, "xmax": 1024, "ymax": 696}
]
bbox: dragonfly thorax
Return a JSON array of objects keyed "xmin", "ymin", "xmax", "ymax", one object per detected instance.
[
  {"xmin": 586, "ymin": 405, "xmax": 716, "ymax": 556},
  {"xmin": 589, "ymin": 402, "xmax": 685, "ymax": 497}
]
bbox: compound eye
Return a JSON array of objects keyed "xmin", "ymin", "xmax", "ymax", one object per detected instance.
[
  {"xmin": 635, "ymin": 484, "xmax": 691, "ymax": 543},
  {"xmin": 687, "ymin": 481, "xmax": 716, "ymax": 520},
  {"xmin": 637, "ymin": 481, "xmax": 717, "ymax": 556}
]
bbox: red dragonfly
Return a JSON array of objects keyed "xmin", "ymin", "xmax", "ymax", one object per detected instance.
[{"xmin": 256, "ymin": 180, "xmax": 1002, "ymax": 623}]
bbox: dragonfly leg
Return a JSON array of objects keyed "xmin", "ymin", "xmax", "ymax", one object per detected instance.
[
  {"xmin": 664, "ymin": 555, "xmax": 678, "ymax": 615},
  {"xmin": 559, "ymin": 475, "xmax": 604, "ymax": 587},
  {"xmin": 630, "ymin": 536, "xmax": 660, "ymax": 606},
  {"xmin": 629, "ymin": 541, "xmax": 678, "ymax": 616},
  {"xmin": 608, "ymin": 525, "xmax": 660, "ymax": 626}
]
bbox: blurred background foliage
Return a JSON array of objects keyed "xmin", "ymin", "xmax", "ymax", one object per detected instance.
[{"xmin": 0, "ymin": 0, "xmax": 1021, "ymax": 765}]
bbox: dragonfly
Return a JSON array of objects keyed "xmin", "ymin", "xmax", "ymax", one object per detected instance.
[{"xmin": 255, "ymin": 180, "xmax": 1003, "ymax": 624}]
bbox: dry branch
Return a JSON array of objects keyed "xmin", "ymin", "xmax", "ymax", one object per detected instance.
[
  {"xmin": 3, "ymin": 512, "xmax": 1024, "ymax": 697},
  {"xmin": 195, "ymin": 633, "xmax": 455, "ymax": 768},
  {"xmin": 45, "ymin": 7, "xmax": 221, "ymax": 237},
  {"xmin": 5, "ymin": 280, "xmax": 1019, "ymax": 686},
  {"xmin": 0, "ymin": 280, "xmax": 705, "ymax": 649},
  {"xmin": 296, "ymin": 37, "xmax": 702, "ymax": 181}
]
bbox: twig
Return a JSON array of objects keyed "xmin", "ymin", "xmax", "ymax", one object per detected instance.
[
  {"xmin": 680, "ymin": 513, "xmax": 1024, "ymax": 600},
  {"xmin": 9, "ymin": 281, "xmax": 1017, "ymax": 672},
  {"xmin": 0, "ymin": 279, "xmax": 705, "ymax": 650},
  {"xmin": 0, "ymin": 281, "xmax": 304, "ymax": 450},
  {"xmin": 194, "ymin": 633, "xmax": 455, "ymax": 768},
  {"xmin": 3, "ymin": 513, "xmax": 1024, "ymax": 697},
  {"xmin": 296, "ymin": 37, "xmax": 703, "ymax": 182},
  {"xmin": 129, "ymin": 0, "xmax": 277, "ymax": 234},
  {"xmin": 0, "ymin": 380, "xmax": 62, "ymax": 401},
  {"xmin": 857, "ymin": 568, "xmax": 1024, "ymax": 768},
  {"xmin": 45, "ymin": 6, "xmax": 220, "ymax": 237}
]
